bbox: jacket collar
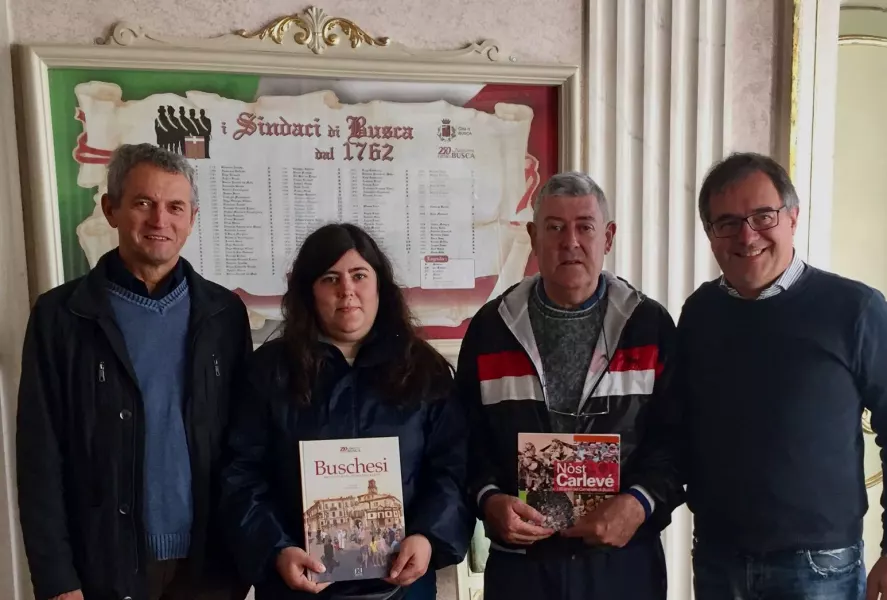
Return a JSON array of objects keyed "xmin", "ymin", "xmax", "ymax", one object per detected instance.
[
  {"xmin": 67, "ymin": 250, "xmax": 233, "ymax": 388},
  {"xmin": 105, "ymin": 248, "xmax": 185, "ymax": 299},
  {"xmin": 497, "ymin": 271, "xmax": 643, "ymax": 408},
  {"xmin": 318, "ymin": 328, "xmax": 404, "ymax": 369},
  {"xmin": 67, "ymin": 249, "xmax": 230, "ymax": 324}
]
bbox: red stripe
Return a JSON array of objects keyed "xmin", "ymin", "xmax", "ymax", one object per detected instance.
[
  {"xmin": 477, "ymin": 351, "xmax": 536, "ymax": 381},
  {"xmin": 609, "ymin": 345, "xmax": 659, "ymax": 373},
  {"xmin": 73, "ymin": 132, "xmax": 113, "ymax": 165}
]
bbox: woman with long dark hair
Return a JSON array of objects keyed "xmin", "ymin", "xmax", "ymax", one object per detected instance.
[{"xmin": 220, "ymin": 223, "xmax": 473, "ymax": 600}]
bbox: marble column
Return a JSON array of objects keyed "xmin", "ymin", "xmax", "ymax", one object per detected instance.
[{"xmin": 586, "ymin": 1, "xmax": 733, "ymax": 598}]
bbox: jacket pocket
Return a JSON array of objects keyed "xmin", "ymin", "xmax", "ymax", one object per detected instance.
[
  {"xmin": 205, "ymin": 353, "xmax": 224, "ymax": 447},
  {"xmin": 89, "ymin": 360, "xmax": 109, "ymax": 507}
]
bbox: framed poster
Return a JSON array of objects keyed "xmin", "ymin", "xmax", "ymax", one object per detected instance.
[{"xmin": 19, "ymin": 9, "xmax": 580, "ymax": 357}]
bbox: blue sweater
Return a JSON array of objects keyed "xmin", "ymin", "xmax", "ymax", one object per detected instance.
[
  {"xmin": 108, "ymin": 280, "xmax": 193, "ymax": 560},
  {"xmin": 677, "ymin": 266, "xmax": 887, "ymax": 552}
]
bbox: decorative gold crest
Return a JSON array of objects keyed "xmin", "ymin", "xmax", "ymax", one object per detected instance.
[
  {"xmin": 235, "ymin": 6, "xmax": 391, "ymax": 55},
  {"xmin": 95, "ymin": 9, "xmax": 503, "ymax": 63}
]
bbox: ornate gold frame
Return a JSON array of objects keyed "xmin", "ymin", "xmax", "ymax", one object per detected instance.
[
  {"xmin": 838, "ymin": 33, "xmax": 887, "ymax": 47},
  {"xmin": 19, "ymin": 14, "xmax": 580, "ymax": 593},
  {"xmin": 19, "ymin": 8, "xmax": 581, "ymax": 363},
  {"xmin": 94, "ymin": 6, "xmax": 504, "ymax": 62},
  {"xmin": 234, "ymin": 7, "xmax": 391, "ymax": 54}
]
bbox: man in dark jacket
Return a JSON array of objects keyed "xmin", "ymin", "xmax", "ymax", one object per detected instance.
[
  {"xmin": 16, "ymin": 143, "xmax": 252, "ymax": 600},
  {"xmin": 456, "ymin": 172, "xmax": 683, "ymax": 599}
]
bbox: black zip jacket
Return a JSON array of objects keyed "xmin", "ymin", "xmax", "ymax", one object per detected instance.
[
  {"xmin": 16, "ymin": 251, "xmax": 252, "ymax": 600},
  {"xmin": 219, "ymin": 336, "xmax": 474, "ymax": 599}
]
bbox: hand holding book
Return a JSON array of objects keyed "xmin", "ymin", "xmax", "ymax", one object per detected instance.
[
  {"xmin": 483, "ymin": 493, "xmax": 555, "ymax": 545},
  {"xmin": 560, "ymin": 493, "xmax": 646, "ymax": 547},
  {"xmin": 276, "ymin": 546, "xmax": 332, "ymax": 594},
  {"xmin": 383, "ymin": 533, "xmax": 431, "ymax": 586}
]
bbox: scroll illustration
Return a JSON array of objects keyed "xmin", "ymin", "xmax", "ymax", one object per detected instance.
[{"xmin": 71, "ymin": 82, "xmax": 541, "ymax": 331}]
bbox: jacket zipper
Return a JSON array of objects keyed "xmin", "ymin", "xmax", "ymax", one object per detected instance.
[
  {"xmin": 183, "ymin": 307, "xmax": 227, "ymax": 556},
  {"xmin": 98, "ymin": 361, "xmax": 106, "ymax": 383}
]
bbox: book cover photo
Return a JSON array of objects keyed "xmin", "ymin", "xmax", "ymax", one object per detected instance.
[
  {"xmin": 299, "ymin": 436, "xmax": 406, "ymax": 583},
  {"xmin": 517, "ymin": 433, "xmax": 621, "ymax": 530}
]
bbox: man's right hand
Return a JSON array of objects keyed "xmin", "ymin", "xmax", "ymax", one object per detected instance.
[
  {"xmin": 483, "ymin": 493, "xmax": 555, "ymax": 545},
  {"xmin": 50, "ymin": 591, "xmax": 83, "ymax": 600},
  {"xmin": 276, "ymin": 546, "xmax": 331, "ymax": 594}
]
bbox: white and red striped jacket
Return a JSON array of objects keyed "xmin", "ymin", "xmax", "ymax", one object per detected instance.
[{"xmin": 456, "ymin": 272, "xmax": 684, "ymax": 554}]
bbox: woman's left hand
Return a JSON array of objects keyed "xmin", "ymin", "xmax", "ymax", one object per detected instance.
[{"xmin": 384, "ymin": 533, "xmax": 432, "ymax": 587}]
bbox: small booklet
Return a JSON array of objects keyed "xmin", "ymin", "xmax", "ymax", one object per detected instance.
[
  {"xmin": 517, "ymin": 433, "xmax": 621, "ymax": 530},
  {"xmin": 299, "ymin": 437, "xmax": 405, "ymax": 583}
]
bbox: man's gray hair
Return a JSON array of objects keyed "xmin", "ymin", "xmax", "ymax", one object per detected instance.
[
  {"xmin": 698, "ymin": 152, "xmax": 799, "ymax": 226},
  {"xmin": 106, "ymin": 143, "xmax": 198, "ymax": 209},
  {"xmin": 533, "ymin": 171, "xmax": 611, "ymax": 222}
]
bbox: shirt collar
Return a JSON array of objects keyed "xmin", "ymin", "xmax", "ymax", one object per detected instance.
[
  {"xmin": 105, "ymin": 249, "xmax": 185, "ymax": 299},
  {"xmin": 536, "ymin": 274, "xmax": 607, "ymax": 310},
  {"xmin": 719, "ymin": 250, "xmax": 806, "ymax": 299}
]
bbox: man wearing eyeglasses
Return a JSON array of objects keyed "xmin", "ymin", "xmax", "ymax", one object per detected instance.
[
  {"xmin": 456, "ymin": 172, "xmax": 684, "ymax": 599},
  {"xmin": 676, "ymin": 151, "xmax": 887, "ymax": 599}
]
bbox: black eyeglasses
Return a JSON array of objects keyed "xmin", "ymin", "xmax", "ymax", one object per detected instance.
[{"xmin": 708, "ymin": 205, "xmax": 786, "ymax": 238}]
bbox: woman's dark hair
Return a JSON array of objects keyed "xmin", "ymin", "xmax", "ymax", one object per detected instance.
[{"xmin": 281, "ymin": 222, "xmax": 453, "ymax": 406}]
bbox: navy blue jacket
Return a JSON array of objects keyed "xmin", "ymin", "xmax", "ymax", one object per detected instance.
[{"xmin": 219, "ymin": 335, "xmax": 473, "ymax": 599}]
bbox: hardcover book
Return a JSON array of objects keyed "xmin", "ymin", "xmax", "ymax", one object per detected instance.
[
  {"xmin": 517, "ymin": 433, "xmax": 621, "ymax": 530},
  {"xmin": 299, "ymin": 437, "xmax": 405, "ymax": 583}
]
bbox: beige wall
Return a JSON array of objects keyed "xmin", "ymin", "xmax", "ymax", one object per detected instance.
[
  {"xmin": 1, "ymin": 1, "xmax": 783, "ymax": 599},
  {"xmin": 10, "ymin": 0, "xmax": 584, "ymax": 62},
  {"xmin": 8, "ymin": 0, "xmax": 783, "ymax": 155}
]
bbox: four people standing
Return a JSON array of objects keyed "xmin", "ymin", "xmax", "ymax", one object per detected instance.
[{"xmin": 15, "ymin": 141, "xmax": 887, "ymax": 600}]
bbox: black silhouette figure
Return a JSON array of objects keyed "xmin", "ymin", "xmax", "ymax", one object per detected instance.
[
  {"xmin": 197, "ymin": 108, "xmax": 212, "ymax": 158},
  {"xmin": 166, "ymin": 105, "xmax": 185, "ymax": 154},
  {"xmin": 179, "ymin": 107, "xmax": 203, "ymax": 158},
  {"xmin": 154, "ymin": 106, "xmax": 174, "ymax": 152},
  {"xmin": 153, "ymin": 104, "xmax": 213, "ymax": 159},
  {"xmin": 180, "ymin": 106, "xmax": 200, "ymax": 136}
]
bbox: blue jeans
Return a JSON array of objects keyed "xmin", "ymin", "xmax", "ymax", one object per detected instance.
[{"xmin": 693, "ymin": 539, "xmax": 865, "ymax": 600}]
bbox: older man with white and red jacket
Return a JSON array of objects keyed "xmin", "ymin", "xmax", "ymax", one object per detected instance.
[{"xmin": 456, "ymin": 171, "xmax": 683, "ymax": 600}]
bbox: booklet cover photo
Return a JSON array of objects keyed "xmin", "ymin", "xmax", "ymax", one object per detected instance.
[
  {"xmin": 517, "ymin": 433, "xmax": 621, "ymax": 530},
  {"xmin": 299, "ymin": 437, "xmax": 405, "ymax": 583}
]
